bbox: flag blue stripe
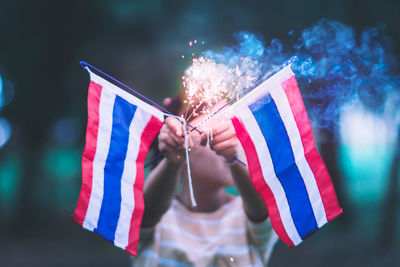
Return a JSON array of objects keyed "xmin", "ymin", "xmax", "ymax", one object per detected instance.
[
  {"xmin": 95, "ymin": 95, "xmax": 137, "ymax": 242},
  {"xmin": 249, "ymin": 93, "xmax": 318, "ymax": 239}
]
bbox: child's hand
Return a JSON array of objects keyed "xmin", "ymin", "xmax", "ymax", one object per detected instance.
[
  {"xmin": 158, "ymin": 117, "xmax": 186, "ymax": 164},
  {"xmin": 200, "ymin": 119, "xmax": 239, "ymax": 164}
]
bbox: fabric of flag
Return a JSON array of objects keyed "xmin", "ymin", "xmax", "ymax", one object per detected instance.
[
  {"xmin": 71, "ymin": 70, "xmax": 164, "ymax": 256},
  {"xmin": 230, "ymin": 65, "xmax": 343, "ymax": 247}
]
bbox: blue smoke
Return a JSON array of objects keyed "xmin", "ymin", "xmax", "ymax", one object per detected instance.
[{"xmin": 201, "ymin": 19, "xmax": 400, "ymax": 130}]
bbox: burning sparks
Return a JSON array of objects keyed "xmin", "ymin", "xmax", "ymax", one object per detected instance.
[
  {"xmin": 181, "ymin": 36, "xmax": 263, "ymax": 122},
  {"xmin": 182, "ymin": 56, "xmax": 260, "ymax": 120},
  {"xmin": 189, "ymin": 40, "xmax": 198, "ymax": 47},
  {"xmin": 181, "ymin": 40, "xmax": 206, "ymax": 61},
  {"xmin": 182, "ymin": 57, "xmax": 237, "ymax": 119}
]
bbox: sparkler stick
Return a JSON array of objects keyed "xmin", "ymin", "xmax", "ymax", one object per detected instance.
[
  {"xmin": 165, "ymin": 114, "xmax": 197, "ymax": 207},
  {"xmin": 182, "ymin": 119, "xmax": 197, "ymax": 207}
]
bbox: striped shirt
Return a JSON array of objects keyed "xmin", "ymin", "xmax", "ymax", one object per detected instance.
[{"xmin": 131, "ymin": 196, "xmax": 278, "ymax": 267}]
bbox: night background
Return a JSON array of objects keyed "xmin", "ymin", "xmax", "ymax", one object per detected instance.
[{"xmin": 0, "ymin": 0, "xmax": 400, "ymax": 266}]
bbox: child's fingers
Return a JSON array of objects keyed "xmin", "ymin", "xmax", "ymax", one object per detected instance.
[
  {"xmin": 211, "ymin": 119, "xmax": 230, "ymax": 133},
  {"xmin": 211, "ymin": 138, "xmax": 238, "ymax": 154},
  {"xmin": 217, "ymin": 147, "xmax": 237, "ymax": 162},
  {"xmin": 158, "ymin": 131, "xmax": 179, "ymax": 149},
  {"xmin": 165, "ymin": 117, "xmax": 184, "ymax": 137},
  {"xmin": 161, "ymin": 117, "xmax": 185, "ymax": 148},
  {"xmin": 199, "ymin": 120, "xmax": 235, "ymax": 146},
  {"xmin": 167, "ymin": 130, "xmax": 185, "ymax": 147},
  {"xmin": 211, "ymin": 128, "xmax": 236, "ymax": 144}
]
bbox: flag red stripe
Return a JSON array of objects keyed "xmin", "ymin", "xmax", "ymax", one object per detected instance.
[
  {"xmin": 126, "ymin": 116, "xmax": 163, "ymax": 256},
  {"xmin": 231, "ymin": 116, "xmax": 294, "ymax": 247},
  {"xmin": 72, "ymin": 81, "xmax": 102, "ymax": 226},
  {"xmin": 281, "ymin": 76, "xmax": 342, "ymax": 221}
]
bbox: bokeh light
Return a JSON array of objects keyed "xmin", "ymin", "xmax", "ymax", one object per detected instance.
[
  {"xmin": 339, "ymin": 102, "xmax": 397, "ymax": 205},
  {"xmin": 52, "ymin": 116, "xmax": 82, "ymax": 145},
  {"xmin": 0, "ymin": 118, "xmax": 12, "ymax": 148},
  {"xmin": 0, "ymin": 74, "xmax": 15, "ymax": 111},
  {"xmin": 0, "ymin": 154, "xmax": 20, "ymax": 219}
]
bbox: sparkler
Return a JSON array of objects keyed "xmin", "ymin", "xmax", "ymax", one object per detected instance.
[
  {"xmin": 181, "ymin": 40, "xmax": 263, "ymax": 145},
  {"xmin": 182, "ymin": 58, "xmax": 260, "ymax": 122},
  {"xmin": 182, "ymin": 56, "xmax": 237, "ymax": 121}
]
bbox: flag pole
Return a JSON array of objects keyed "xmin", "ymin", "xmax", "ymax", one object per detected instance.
[{"xmin": 80, "ymin": 61, "xmax": 177, "ymax": 117}]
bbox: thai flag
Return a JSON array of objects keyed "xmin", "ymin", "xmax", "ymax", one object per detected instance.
[
  {"xmin": 71, "ymin": 70, "xmax": 164, "ymax": 256},
  {"xmin": 230, "ymin": 65, "xmax": 342, "ymax": 247}
]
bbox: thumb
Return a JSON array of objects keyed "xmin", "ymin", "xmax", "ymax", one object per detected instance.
[{"xmin": 200, "ymin": 132, "xmax": 208, "ymax": 146}]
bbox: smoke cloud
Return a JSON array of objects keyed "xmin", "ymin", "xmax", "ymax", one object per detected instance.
[{"xmin": 191, "ymin": 19, "xmax": 400, "ymax": 130}]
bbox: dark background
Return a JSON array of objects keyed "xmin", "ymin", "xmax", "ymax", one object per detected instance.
[{"xmin": 0, "ymin": 0, "xmax": 399, "ymax": 266}]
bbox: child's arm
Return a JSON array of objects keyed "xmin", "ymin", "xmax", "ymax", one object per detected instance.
[
  {"xmin": 229, "ymin": 162, "xmax": 269, "ymax": 222},
  {"xmin": 200, "ymin": 120, "xmax": 269, "ymax": 223},
  {"xmin": 141, "ymin": 117, "xmax": 186, "ymax": 227}
]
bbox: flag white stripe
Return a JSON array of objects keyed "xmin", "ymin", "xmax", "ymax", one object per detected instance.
[
  {"xmin": 114, "ymin": 108, "xmax": 152, "ymax": 249},
  {"xmin": 228, "ymin": 65, "xmax": 294, "ymax": 114},
  {"xmin": 238, "ymin": 108, "xmax": 302, "ymax": 245},
  {"xmin": 269, "ymin": 83, "xmax": 327, "ymax": 228},
  {"xmin": 83, "ymin": 89, "xmax": 116, "ymax": 231}
]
